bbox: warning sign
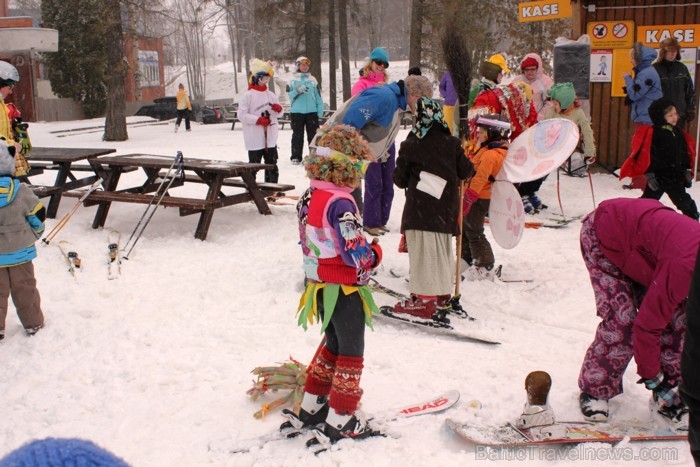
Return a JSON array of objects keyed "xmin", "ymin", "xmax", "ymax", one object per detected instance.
[{"xmin": 587, "ymin": 20, "xmax": 634, "ymax": 49}]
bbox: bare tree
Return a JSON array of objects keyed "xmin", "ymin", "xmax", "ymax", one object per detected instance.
[
  {"xmin": 304, "ymin": 0, "xmax": 322, "ymax": 90},
  {"xmin": 327, "ymin": 0, "xmax": 336, "ymax": 109},
  {"xmin": 104, "ymin": 0, "xmax": 128, "ymax": 141},
  {"xmin": 338, "ymin": 0, "xmax": 350, "ymax": 101},
  {"xmin": 408, "ymin": 0, "xmax": 422, "ymax": 69}
]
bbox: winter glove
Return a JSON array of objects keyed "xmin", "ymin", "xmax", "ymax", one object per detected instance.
[
  {"xmin": 685, "ymin": 170, "xmax": 693, "ymax": 188},
  {"xmin": 462, "ymin": 188, "xmax": 479, "ymax": 216},
  {"xmin": 398, "ymin": 233, "xmax": 408, "ymax": 253},
  {"xmin": 270, "ymin": 103, "xmax": 283, "ymax": 113},
  {"xmin": 19, "ymin": 136, "xmax": 31, "ymax": 156},
  {"xmin": 639, "ymin": 372, "xmax": 682, "ymax": 407},
  {"xmin": 370, "ymin": 240, "xmax": 383, "ymax": 268},
  {"xmin": 256, "ymin": 116, "xmax": 271, "ymax": 127},
  {"xmin": 296, "ymin": 84, "xmax": 308, "ymax": 94},
  {"xmin": 645, "ymin": 172, "xmax": 659, "ymax": 191}
]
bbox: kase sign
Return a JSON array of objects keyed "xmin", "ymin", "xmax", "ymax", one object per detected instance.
[
  {"xmin": 518, "ymin": 0, "xmax": 572, "ymax": 23},
  {"xmin": 638, "ymin": 24, "xmax": 700, "ymax": 48}
]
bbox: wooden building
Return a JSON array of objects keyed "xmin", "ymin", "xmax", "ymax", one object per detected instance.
[{"xmin": 570, "ymin": 0, "xmax": 700, "ymax": 173}]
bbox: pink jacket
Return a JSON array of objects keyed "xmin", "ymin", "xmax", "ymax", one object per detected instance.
[
  {"xmin": 351, "ymin": 71, "xmax": 386, "ymax": 96},
  {"xmin": 512, "ymin": 53, "xmax": 554, "ymax": 118},
  {"xmin": 594, "ymin": 198, "xmax": 700, "ymax": 379}
]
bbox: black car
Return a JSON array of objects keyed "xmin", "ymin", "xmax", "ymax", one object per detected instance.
[
  {"xmin": 201, "ymin": 106, "xmax": 224, "ymax": 124},
  {"xmin": 135, "ymin": 96, "xmax": 178, "ymax": 121}
]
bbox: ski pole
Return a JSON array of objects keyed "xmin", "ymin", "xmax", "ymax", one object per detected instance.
[
  {"xmin": 123, "ymin": 151, "xmax": 183, "ymax": 251},
  {"xmin": 555, "ymin": 169, "xmax": 566, "ymax": 221},
  {"xmin": 41, "ymin": 177, "xmax": 104, "ymax": 245},
  {"xmin": 123, "ymin": 152, "xmax": 185, "ymax": 260},
  {"xmin": 587, "ymin": 169, "xmax": 597, "ymax": 209}
]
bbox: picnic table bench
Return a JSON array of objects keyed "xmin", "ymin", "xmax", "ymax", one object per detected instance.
[
  {"xmin": 64, "ymin": 153, "xmax": 295, "ymax": 240},
  {"xmin": 25, "ymin": 147, "xmax": 117, "ymax": 218}
]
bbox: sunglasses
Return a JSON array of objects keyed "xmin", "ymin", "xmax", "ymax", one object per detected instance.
[{"xmin": 373, "ymin": 60, "xmax": 388, "ymax": 68}]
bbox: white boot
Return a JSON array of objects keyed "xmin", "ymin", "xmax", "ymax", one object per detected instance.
[{"xmin": 514, "ymin": 403, "xmax": 556, "ymax": 429}]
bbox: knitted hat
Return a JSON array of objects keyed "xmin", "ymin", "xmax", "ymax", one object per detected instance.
[
  {"xmin": 0, "ymin": 139, "xmax": 15, "ymax": 176},
  {"xmin": 404, "ymin": 75, "xmax": 433, "ymax": 99},
  {"xmin": 548, "ymin": 82, "xmax": 576, "ymax": 111},
  {"xmin": 248, "ymin": 58, "xmax": 274, "ymax": 85},
  {"xmin": 486, "ymin": 53, "xmax": 510, "ymax": 73},
  {"xmin": 520, "ymin": 57, "xmax": 538, "ymax": 71},
  {"xmin": 369, "ymin": 47, "xmax": 390, "ymax": 66},
  {"xmin": 0, "ymin": 438, "xmax": 130, "ymax": 467}
]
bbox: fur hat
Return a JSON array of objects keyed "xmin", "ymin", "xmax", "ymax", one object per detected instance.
[
  {"xmin": 0, "ymin": 139, "xmax": 15, "ymax": 176},
  {"xmin": 248, "ymin": 59, "xmax": 274, "ymax": 85},
  {"xmin": 548, "ymin": 82, "xmax": 576, "ymax": 111},
  {"xmin": 0, "ymin": 438, "xmax": 129, "ymax": 466},
  {"xmin": 404, "ymin": 75, "xmax": 432, "ymax": 99},
  {"xmin": 659, "ymin": 37, "xmax": 681, "ymax": 60},
  {"xmin": 305, "ymin": 124, "xmax": 375, "ymax": 187},
  {"xmin": 369, "ymin": 47, "xmax": 390, "ymax": 66}
]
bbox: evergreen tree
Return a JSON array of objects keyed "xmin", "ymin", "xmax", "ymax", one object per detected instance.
[{"xmin": 41, "ymin": 0, "xmax": 110, "ymax": 118}]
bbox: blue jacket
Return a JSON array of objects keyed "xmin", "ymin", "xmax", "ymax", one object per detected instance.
[
  {"xmin": 342, "ymin": 82, "xmax": 407, "ymax": 130},
  {"xmin": 287, "ymin": 72, "xmax": 324, "ymax": 116},
  {"xmin": 0, "ymin": 177, "xmax": 45, "ymax": 267},
  {"xmin": 624, "ymin": 45, "xmax": 663, "ymax": 125}
]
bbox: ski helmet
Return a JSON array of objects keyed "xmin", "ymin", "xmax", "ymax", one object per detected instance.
[
  {"xmin": 0, "ymin": 61, "xmax": 19, "ymax": 88},
  {"xmin": 295, "ymin": 56, "xmax": 310, "ymax": 71},
  {"xmin": 475, "ymin": 114, "xmax": 511, "ymax": 141}
]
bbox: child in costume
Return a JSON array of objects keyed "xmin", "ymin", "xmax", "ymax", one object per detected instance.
[
  {"xmin": 578, "ymin": 198, "xmax": 699, "ymax": 428},
  {"xmin": 0, "ymin": 140, "xmax": 45, "ymax": 341},
  {"xmin": 461, "ymin": 115, "xmax": 510, "ymax": 280},
  {"xmin": 392, "ymin": 77, "xmax": 473, "ymax": 320},
  {"xmin": 620, "ymin": 98, "xmax": 699, "ymax": 220},
  {"xmin": 237, "ymin": 59, "xmax": 284, "ymax": 183},
  {"xmin": 285, "ymin": 124, "xmax": 382, "ymax": 444},
  {"xmin": 542, "ymin": 82, "xmax": 596, "ymax": 177}
]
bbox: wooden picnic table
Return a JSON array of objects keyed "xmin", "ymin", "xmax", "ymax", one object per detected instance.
[
  {"xmin": 67, "ymin": 153, "xmax": 294, "ymax": 241},
  {"xmin": 25, "ymin": 146, "xmax": 117, "ymax": 218}
]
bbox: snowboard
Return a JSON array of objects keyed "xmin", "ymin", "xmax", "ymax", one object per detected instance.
[
  {"xmin": 211, "ymin": 390, "xmax": 461, "ymax": 455},
  {"xmin": 446, "ymin": 419, "xmax": 687, "ymax": 447}
]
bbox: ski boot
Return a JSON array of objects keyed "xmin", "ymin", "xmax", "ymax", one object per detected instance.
[
  {"xmin": 522, "ymin": 196, "xmax": 535, "ymax": 215},
  {"xmin": 308, "ymin": 410, "xmax": 379, "ymax": 447},
  {"xmin": 393, "ymin": 295, "xmax": 449, "ymax": 325},
  {"xmin": 579, "ymin": 392, "xmax": 609, "ymax": 422},
  {"xmin": 650, "ymin": 395, "xmax": 689, "ymax": 431},
  {"xmin": 528, "ymin": 194, "xmax": 548, "ymax": 213},
  {"xmin": 515, "ymin": 371, "xmax": 567, "ymax": 439},
  {"xmin": 280, "ymin": 393, "xmax": 329, "ymax": 432}
]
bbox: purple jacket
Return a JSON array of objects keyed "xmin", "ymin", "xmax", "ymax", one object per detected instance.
[
  {"xmin": 594, "ymin": 198, "xmax": 700, "ymax": 379},
  {"xmin": 439, "ymin": 72, "xmax": 457, "ymax": 106}
]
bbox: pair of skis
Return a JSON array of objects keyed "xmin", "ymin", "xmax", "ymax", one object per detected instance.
[{"xmin": 54, "ymin": 230, "xmax": 122, "ymax": 280}]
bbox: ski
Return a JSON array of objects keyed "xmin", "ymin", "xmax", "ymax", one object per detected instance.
[
  {"xmin": 265, "ymin": 192, "xmax": 299, "ymax": 202},
  {"xmin": 368, "ymin": 277, "xmax": 409, "ymax": 301},
  {"xmin": 108, "ymin": 230, "xmax": 121, "ymax": 280},
  {"xmin": 56, "ymin": 240, "xmax": 79, "ymax": 277},
  {"xmin": 375, "ymin": 306, "xmax": 501, "ymax": 345},
  {"xmin": 210, "ymin": 390, "xmax": 460, "ymax": 455}
]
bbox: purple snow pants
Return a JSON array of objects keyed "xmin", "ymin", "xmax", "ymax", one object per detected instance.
[
  {"xmin": 578, "ymin": 213, "xmax": 686, "ymax": 400},
  {"xmin": 363, "ymin": 144, "xmax": 395, "ymax": 229}
]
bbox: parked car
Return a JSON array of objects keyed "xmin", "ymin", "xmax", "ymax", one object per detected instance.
[
  {"xmin": 201, "ymin": 106, "xmax": 224, "ymax": 124},
  {"xmin": 217, "ymin": 103, "xmax": 238, "ymax": 122}
]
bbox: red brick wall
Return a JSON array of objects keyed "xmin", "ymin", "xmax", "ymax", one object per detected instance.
[{"xmin": 124, "ymin": 36, "xmax": 165, "ymax": 102}]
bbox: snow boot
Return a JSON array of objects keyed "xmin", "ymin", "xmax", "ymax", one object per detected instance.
[
  {"xmin": 280, "ymin": 393, "xmax": 329, "ymax": 431},
  {"xmin": 579, "ymin": 392, "xmax": 609, "ymax": 422},
  {"xmin": 522, "ymin": 196, "xmax": 534, "ymax": 215},
  {"xmin": 516, "ymin": 371, "xmax": 556, "ymax": 428},
  {"xmin": 393, "ymin": 295, "xmax": 439, "ymax": 321},
  {"xmin": 528, "ymin": 194, "xmax": 548, "ymax": 212},
  {"xmin": 25, "ymin": 325, "xmax": 42, "ymax": 337},
  {"xmin": 174, "ymin": 124, "xmax": 179, "ymax": 133},
  {"xmin": 650, "ymin": 395, "xmax": 689, "ymax": 431},
  {"xmin": 464, "ymin": 264, "xmax": 499, "ymax": 281},
  {"xmin": 311, "ymin": 410, "xmax": 378, "ymax": 445},
  {"xmin": 0, "ymin": 329, "xmax": 4, "ymax": 341}
]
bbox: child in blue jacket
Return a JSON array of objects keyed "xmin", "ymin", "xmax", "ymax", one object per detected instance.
[
  {"xmin": 287, "ymin": 56, "xmax": 324, "ymax": 164},
  {"xmin": 0, "ymin": 140, "xmax": 45, "ymax": 340}
]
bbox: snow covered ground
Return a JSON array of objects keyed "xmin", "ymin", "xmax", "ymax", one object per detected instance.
[{"xmin": 1, "ymin": 65, "xmax": 697, "ymax": 466}]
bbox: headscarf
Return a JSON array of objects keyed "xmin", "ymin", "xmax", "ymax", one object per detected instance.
[{"xmin": 411, "ymin": 97, "xmax": 449, "ymax": 139}]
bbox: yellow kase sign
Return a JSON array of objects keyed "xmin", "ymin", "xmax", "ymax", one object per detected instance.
[
  {"xmin": 518, "ymin": 0, "xmax": 572, "ymax": 23},
  {"xmin": 638, "ymin": 24, "xmax": 700, "ymax": 48}
]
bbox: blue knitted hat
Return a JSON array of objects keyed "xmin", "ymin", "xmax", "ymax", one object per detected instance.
[
  {"xmin": 0, "ymin": 438, "xmax": 130, "ymax": 467},
  {"xmin": 369, "ymin": 47, "xmax": 389, "ymax": 67}
]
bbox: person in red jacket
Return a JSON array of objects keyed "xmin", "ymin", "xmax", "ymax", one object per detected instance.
[{"xmin": 578, "ymin": 198, "xmax": 700, "ymax": 428}]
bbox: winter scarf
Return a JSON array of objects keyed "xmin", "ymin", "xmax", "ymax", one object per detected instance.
[{"xmin": 411, "ymin": 97, "xmax": 449, "ymax": 139}]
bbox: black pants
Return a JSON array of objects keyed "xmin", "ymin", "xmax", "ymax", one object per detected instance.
[
  {"xmin": 517, "ymin": 176, "xmax": 548, "ymax": 198},
  {"xmin": 248, "ymin": 147, "xmax": 279, "ymax": 183},
  {"xmin": 641, "ymin": 173, "xmax": 699, "ymax": 220},
  {"xmin": 175, "ymin": 109, "xmax": 190, "ymax": 130},
  {"xmin": 318, "ymin": 288, "xmax": 365, "ymax": 357},
  {"xmin": 290, "ymin": 112, "xmax": 320, "ymax": 162}
]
